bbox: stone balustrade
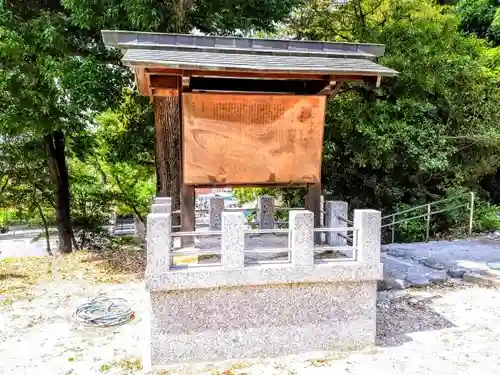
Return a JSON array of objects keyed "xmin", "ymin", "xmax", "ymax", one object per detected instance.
[{"xmin": 144, "ymin": 196, "xmax": 382, "ymax": 370}]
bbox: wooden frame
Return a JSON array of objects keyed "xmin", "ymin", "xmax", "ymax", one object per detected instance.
[
  {"xmin": 181, "ymin": 92, "xmax": 326, "ymax": 187},
  {"xmin": 143, "ymin": 67, "xmax": 384, "ymax": 237},
  {"xmin": 101, "ymin": 30, "xmax": 396, "ymax": 244},
  {"xmin": 136, "ymin": 67, "xmax": 384, "ymax": 97}
]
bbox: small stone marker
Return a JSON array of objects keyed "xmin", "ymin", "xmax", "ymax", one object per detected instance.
[
  {"xmin": 387, "ymin": 248, "xmax": 406, "ymax": 258},
  {"xmin": 383, "ymin": 277, "xmax": 407, "ymax": 290},
  {"xmin": 422, "ymin": 257, "xmax": 447, "ymax": 270},
  {"xmin": 427, "ymin": 271, "xmax": 448, "ymax": 284},
  {"xmin": 405, "ymin": 274, "xmax": 430, "ymax": 288},
  {"xmin": 447, "ymin": 266, "xmax": 466, "ymax": 279}
]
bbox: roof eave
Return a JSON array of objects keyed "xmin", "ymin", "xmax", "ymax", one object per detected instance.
[
  {"xmin": 101, "ymin": 30, "xmax": 387, "ymax": 58},
  {"xmin": 123, "ymin": 59, "xmax": 399, "ymax": 78}
]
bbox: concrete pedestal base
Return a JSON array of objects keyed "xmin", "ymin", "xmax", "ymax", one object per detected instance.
[{"xmin": 148, "ymin": 281, "xmax": 377, "ymax": 366}]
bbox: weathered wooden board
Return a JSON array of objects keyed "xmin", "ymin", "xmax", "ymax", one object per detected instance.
[{"xmin": 182, "ymin": 93, "xmax": 326, "ymax": 186}]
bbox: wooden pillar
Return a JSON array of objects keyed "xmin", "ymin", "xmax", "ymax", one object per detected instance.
[
  {"xmin": 154, "ymin": 96, "xmax": 181, "ymax": 228},
  {"xmin": 181, "ymin": 184, "xmax": 195, "ymax": 242},
  {"xmin": 178, "ymin": 80, "xmax": 195, "ymax": 243},
  {"xmin": 305, "ymin": 183, "xmax": 322, "ymax": 243}
]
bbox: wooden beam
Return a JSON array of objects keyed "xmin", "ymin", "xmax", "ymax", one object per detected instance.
[
  {"xmin": 187, "ymin": 182, "xmax": 309, "ymax": 188},
  {"xmin": 365, "ymin": 75, "xmax": 382, "ymax": 89},
  {"xmin": 325, "ymin": 82, "xmax": 344, "ymax": 101},
  {"xmin": 154, "ymin": 96, "xmax": 181, "ymax": 231},
  {"xmin": 147, "ymin": 75, "xmax": 182, "ymax": 96},
  {"xmin": 135, "ymin": 68, "xmax": 150, "ymax": 96},
  {"xmin": 151, "ymin": 88, "xmax": 179, "ymax": 96},
  {"xmin": 140, "ymin": 66, "xmax": 386, "ymax": 81},
  {"xmin": 305, "ymin": 183, "xmax": 322, "ymax": 244},
  {"xmin": 145, "ymin": 73, "xmax": 153, "ymax": 102},
  {"xmin": 149, "ymin": 75, "xmax": 179, "ymax": 89},
  {"xmin": 145, "ymin": 67, "xmax": 183, "ymax": 76},
  {"xmin": 320, "ymin": 80, "xmax": 337, "ymax": 94},
  {"xmin": 180, "ymin": 184, "xmax": 195, "ymax": 244},
  {"xmin": 189, "ymin": 76, "xmax": 329, "ymax": 94},
  {"xmin": 144, "ymin": 67, "xmax": 330, "ymax": 81},
  {"xmin": 179, "ymin": 75, "xmax": 195, "ymax": 242}
]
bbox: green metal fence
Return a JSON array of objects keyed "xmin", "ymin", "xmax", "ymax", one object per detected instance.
[{"xmin": 381, "ymin": 192, "xmax": 475, "ymax": 244}]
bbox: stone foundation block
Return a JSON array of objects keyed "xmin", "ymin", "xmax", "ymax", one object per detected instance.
[{"xmin": 148, "ymin": 281, "xmax": 377, "ymax": 366}]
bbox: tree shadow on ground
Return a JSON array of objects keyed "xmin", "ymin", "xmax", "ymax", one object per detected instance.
[
  {"xmin": 83, "ymin": 237, "xmax": 146, "ymax": 280},
  {"xmin": 0, "ymin": 273, "xmax": 26, "ymax": 281},
  {"xmin": 376, "ymin": 294, "xmax": 455, "ymax": 347}
]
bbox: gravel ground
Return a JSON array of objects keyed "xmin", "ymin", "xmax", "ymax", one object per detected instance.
[{"xmin": 1, "ymin": 281, "xmax": 500, "ymax": 375}]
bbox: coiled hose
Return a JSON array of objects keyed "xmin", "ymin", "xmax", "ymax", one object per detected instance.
[{"xmin": 73, "ymin": 297, "xmax": 135, "ymax": 327}]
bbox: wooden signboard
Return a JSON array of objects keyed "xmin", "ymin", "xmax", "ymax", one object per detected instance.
[{"xmin": 182, "ymin": 93, "xmax": 326, "ymax": 186}]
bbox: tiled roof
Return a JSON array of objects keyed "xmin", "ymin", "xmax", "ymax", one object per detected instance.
[
  {"xmin": 122, "ymin": 48, "xmax": 398, "ymax": 76},
  {"xmin": 102, "ymin": 31, "xmax": 398, "ymax": 76}
]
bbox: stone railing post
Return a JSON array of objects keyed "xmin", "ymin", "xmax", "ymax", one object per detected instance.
[
  {"xmin": 290, "ymin": 210, "xmax": 314, "ymax": 266},
  {"xmin": 209, "ymin": 196, "xmax": 225, "ymax": 230},
  {"xmin": 221, "ymin": 212, "xmax": 245, "ymax": 270},
  {"xmin": 154, "ymin": 197, "xmax": 171, "ymax": 205},
  {"xmin": 258, "ymin": 195, "xmax": 275, "ymax": 229},
  {"xmin": 108, "ymin": 211, "xmax": 117, "ymax": 235},
  {"xmin": 146, "ymin": 197, "xmax": 172, "ymax": 275},
  {"xmin": 325, "ymin": 201, "xmax": 348, "ymax": 246},
  {"xmin": 320, "ymin": 195, "xmax": 325, "ymax": 227},
  {"xmin": 353, "ymin": 209, "xmax": 381, "ymax": 263}
]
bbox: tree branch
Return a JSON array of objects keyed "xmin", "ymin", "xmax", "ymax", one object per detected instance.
[
  {"xmin": 114, "ymin": 174, "xmax": 144, "ymax": 223},
  {"xmin": 0, "ymin": 177, "xmax": 9, "ymax": 195},
  {"xmin": 34, "ymin": 183, "xmax": 56, "ymax": 208}
]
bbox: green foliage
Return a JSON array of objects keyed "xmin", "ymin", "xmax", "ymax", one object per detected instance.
[
  {"xmin": 0, "ymin": 210, "xmax": 17, "ymax": 228},
  {"xmin": 69, "ymin": 160, "xmax": 115, "ymax": 250},
  {"xmin": 388, "ymin": 203, "xmax": 428, "ymax": 243},
  {"xmin": 95, "ymin": 90, "xmax": 156, "ymax": 220},
  {"xmin": 0, "ymin": 1, "xmax": 131, "ymax": 252},
  {"xmin": 233, "ymin": 188, "xmax": 267, "ymax": 205},
  {"xmin": 96, "ymin": 90, "xmax": 155, "ymax": 169},
  {"xmin": 233, "ymin": 187, "xmax": 305, "ymax": 207},
  {"xmin": 62, "ymin": 0, "xmax": 304, "ymax": 34},
  {"xmin": 0, "ymin": 136, "xmax": 56, "ymax": 231},
  {"xmin": 0, "ymin": 0, "xmax": 303, "ymax": 252},
  {"xmin": 473, "ymin": 200, "xmax": 500, "ymax": 232},
  {"xmin": 105, "ymin": 162, "xmax": 156, "ymax": 219},
  {"xmin": 2, "ymin": 0, "xmax": 500, "ymax": 247},
  {"xmin": 0, "ymin": 6, "xmax": 128, "ymax": 138},
  {"xmin": 292, "ymin": 0, "xmax": 500, "ymax": 220},
  {"xmin": 455, "ymin": 0, "xmax": 500, "ymax": 44}
]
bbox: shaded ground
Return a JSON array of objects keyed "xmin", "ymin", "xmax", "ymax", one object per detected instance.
[
  {"xmin": 2, "ymin": 246, "xmax": 500, "ymax": 374},
  {"xmin": 0, "ymin": 245, "xmax": 145, "ymax": 303}
]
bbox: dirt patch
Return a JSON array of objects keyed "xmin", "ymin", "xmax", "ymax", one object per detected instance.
[{"xmin": 0, "ymin": 244, "xmax": 145, "ymax": 302}]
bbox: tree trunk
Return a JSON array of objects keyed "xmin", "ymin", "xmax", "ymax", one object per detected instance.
[
  {"xmin": 155, "ymin": 96, "xmax": 181, "ymax": 227},
  {"xmin": 35, "ymin": 198, "xmax": 52, "ymax": 256},
  {"xmin": 44, "ymin": 131, "xmax": 73, "ymax": 254}
]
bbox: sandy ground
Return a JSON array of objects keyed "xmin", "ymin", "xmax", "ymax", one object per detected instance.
[{"xmin": 1, "ymin": 279, "xmax": 500, "ymax": 375}]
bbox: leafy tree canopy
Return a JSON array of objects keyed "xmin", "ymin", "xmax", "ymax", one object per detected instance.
[
  {"xmin": 62, "ymin": 0, "xmax": 304, "ymax": 34},
  {"xmin": 289, "ymin": 0, "xmax": 500, "ymax": 211},
  {"xmin": 455, "ymin": 0, "xmax": 500, "ymax": 45}
]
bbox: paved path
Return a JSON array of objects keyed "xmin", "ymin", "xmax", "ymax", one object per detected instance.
[
  {"xmin": 382, "ymin": 237, "xmax": 500, "ymax": 288},
  {"xmin": 0, "ymin": 237, "xmax": 57, "ymax": 260}
]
